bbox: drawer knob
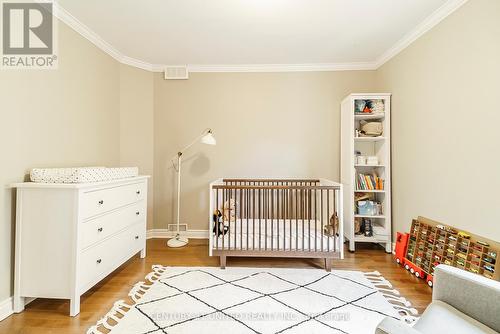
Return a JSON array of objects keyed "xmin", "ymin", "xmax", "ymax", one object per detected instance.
[
  {"xmin": 135, "ymin": 236, "xmax": 139, "ymax": 240},
  {"xmin": 96, "ymin": 259, "xmax": 102, "ymax": 264},
  {"xmin": 97, "ymin": 227, "xmax": 103, "ymax": 232},
  {"xmin": 136, "ymin": 190, "xmax": 141, "ymax": 195},
  {"xmin": 98, "ymin": 200, "xmax": 104, "ymax": 205},
  {"xmin": 136, "ymin": 211, "xmax": 140, "ymax": 216}
]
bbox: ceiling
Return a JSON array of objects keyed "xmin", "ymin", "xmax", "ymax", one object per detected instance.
[{"xmin": 55, "ymin": 0, "xmax": 466, "ymax": 72}]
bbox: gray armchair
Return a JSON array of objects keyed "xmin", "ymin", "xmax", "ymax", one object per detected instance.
[{"xmin": 375, "ymin": 264, "xmax": 500, "ymax": 334}]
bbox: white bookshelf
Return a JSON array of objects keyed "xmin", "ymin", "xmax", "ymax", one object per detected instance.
[{"xmin": 341, "ymin": 93, "xmax": 392, "ymax": 252}]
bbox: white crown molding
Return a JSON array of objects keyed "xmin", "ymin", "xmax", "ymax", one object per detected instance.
[
  {"xmin": 374, "ymin": 0, "xmax": 468, "ymax": 68},
  {"xmin": 120, "ymin": 55, "xmax": 156, "ymax": 72},
  {"xmin": 186, "ymin": 62, "xmax": 377, "ymax": 73},
  {"xmin": 53, "ymin": 2, "xmax": 122, "ymax": 62},
  {"xmin": 146, "ymin": 229, "xmax": 209, "ymax": 239},
  {"xmin": 53, "ymin": 0, "xmax": 468, "ymax": 73}
]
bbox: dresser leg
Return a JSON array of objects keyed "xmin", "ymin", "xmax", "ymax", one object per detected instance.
[
  {"xmin": 140, "ymin": 247, "xmax": 146, "ymax": 258},
  {"xmin": 13, "ymin": 296, "xmax": 25, "ymax": 313},
  {"xmin": 70, "ymin": 296, "xmax": 80, "ymax": 316}
]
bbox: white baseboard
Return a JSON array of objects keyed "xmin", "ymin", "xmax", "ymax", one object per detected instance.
[
  {"xmin": 0, "ymin": 297, "xmax": 13, "ymax": 322},
  {"xmin": 0, "ymin": 296, "xmax": 37, "ymax": 322},
  {"xmin": 146, "ymin": 229, "xmax": 209, "ymax": 239}
]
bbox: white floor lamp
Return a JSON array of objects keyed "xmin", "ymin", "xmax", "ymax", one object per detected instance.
[{"xmin": 167, "ymin": 128, "xmax": 217, "ymax": 248}]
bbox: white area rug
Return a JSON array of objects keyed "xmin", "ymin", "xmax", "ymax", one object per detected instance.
[{"xmin": 88, "ymin": 266, "xmax": 418, "ymax": 334}]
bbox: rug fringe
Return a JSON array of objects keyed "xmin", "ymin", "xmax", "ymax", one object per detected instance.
[
  {"xmin": 86, "ymin": 265, "xmax": 166, "ymax": 334},
  {"xmin": 363, "ymin": 271, "xmax": 419, "ymax": 324}
]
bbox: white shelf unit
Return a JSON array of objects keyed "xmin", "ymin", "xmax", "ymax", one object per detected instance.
[{"xmin": 341, "ymin": 93, "xmax": 392, "ymax": 252}]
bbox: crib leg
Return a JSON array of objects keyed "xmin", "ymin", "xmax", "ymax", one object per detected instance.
[
  {"xmin": 220, "ymin": 255, "xmax": 226, "ymax": 269},
  {"xmin": 324, "ymin": 258, "xmax": 332, "ymax": 272}
]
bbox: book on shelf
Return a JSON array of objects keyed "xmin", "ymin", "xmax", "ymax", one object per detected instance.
[{"xmin": 357, "ymin": 173, "xmax": 384, "ymax": 191}]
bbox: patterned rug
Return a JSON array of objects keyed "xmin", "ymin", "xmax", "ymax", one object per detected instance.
[{"xmin": 88, "ymin": 266, "xmax": 418, "ymax": 334}]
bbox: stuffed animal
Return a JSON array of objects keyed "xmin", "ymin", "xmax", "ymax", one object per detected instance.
[
  {"xmin": 323, "ymin": 213, "xmax": 339, "ymax": 237},
  {"xmin": 223, "ymin": 199, "xmax": 237, "ymax": 221},
  {"xmin": 212, "ymin": 209, "xmax": 229, "ymax": 236}
]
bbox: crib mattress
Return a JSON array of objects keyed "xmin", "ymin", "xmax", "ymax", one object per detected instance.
[
  {"xmin": 30, "ymin": 167, "xmax": 139, "ymax": 183},
  {"xmin": 212, "ymin": 218, "xmax": 340, "ymax": 252}
]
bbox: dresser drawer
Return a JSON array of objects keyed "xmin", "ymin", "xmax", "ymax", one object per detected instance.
[
  {"xmin": 80, "ymin": 201, "xmax": 145, "ymax": 249},
  {"xmin": 79, "ymin": 222, "xmax": 145, "ymax": 291},
  {"xmin": 80, "ymin": 181, "xmax": 146, "ymax": 219}
]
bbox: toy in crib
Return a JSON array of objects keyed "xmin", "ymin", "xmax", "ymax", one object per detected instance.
[
  {"xmin": 323, "ymin": 213, "xmax": 339, "ymax": 237},
  {"xmin": 212, "ymin": 209, "xmax": 229, "ymax": 236},
  {"xmin": 223, "ymin": 199, "xmax": 238, "ymax": 221}
]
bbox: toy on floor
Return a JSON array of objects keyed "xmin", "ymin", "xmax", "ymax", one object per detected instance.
[
  {"xmin": 323, "ymin": 213, "xmax": 339, "ymax": 236},
  {"xmin": 394, "ymin": 232, "xmax": 409, "ymax": 264},
  {"xmin": 394, "ymin": 229, "xmax": 429, "ymax": 285},
  {"xmin": 212, "ymin": 209, "xmax": 229, "ymax": 236},
  {"xmin": 395, "ymin": 217, "xmax": 500, "ymax": 287}
]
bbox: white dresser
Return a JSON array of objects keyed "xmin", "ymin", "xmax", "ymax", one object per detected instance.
[{"xmin": 12, "ymin": 176, "xmax": 149, "ymax": 316}]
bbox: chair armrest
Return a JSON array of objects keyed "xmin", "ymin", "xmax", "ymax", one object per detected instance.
[
  {"xmin": 433, "ymin": 264, "xmax": 500, "ymax": 332},
  {"xmin": 375, "ymin": 317, "xmax": 422, "ymax": 334}
]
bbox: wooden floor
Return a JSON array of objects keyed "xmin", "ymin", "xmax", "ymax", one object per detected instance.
[{"xmin": 0, "ymin": 239, "xmax": 431, "ymax": 333}]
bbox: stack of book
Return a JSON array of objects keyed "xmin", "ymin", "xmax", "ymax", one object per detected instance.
[{"xmin": 357, "ymin": 173, "xmax": 384, "ymax": 190}]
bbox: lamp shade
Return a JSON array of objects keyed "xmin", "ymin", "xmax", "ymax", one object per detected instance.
[{"xmin": 201, "ymin": 132, "xmax": 216, "ymax": 145}]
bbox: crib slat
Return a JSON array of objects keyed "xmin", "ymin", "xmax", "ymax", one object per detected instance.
[
  {"xmin": 266, "ymin": 184, "xmax": 268, "ymax": 250},
  {"xmin": 226, "ymin": 185, "xmax": 229, "ymax": 250},
  {"xmin": 286, "ymin": 189, "xmax": 292, "ymax": 250},
  {"xmin": 239, "ymin": 186, "xmax": 243, "ymax": 250},
  {"xmin": 253, "ymin": 188, "xmax": 255, "ymax": 250},
  {"xmin": 269, "ymin": 188, "xmax": 274, "ymax": 250},
  {"xmin": 308, "ymin": 185, "xmax": 311, "ymax": 252},
  {"xmin": 295, "ymin": 186, "xmax": 298, "ymax": 251},
  {"xmin": 321, "ymin": 189, "xmax": 324, "ymax": 252},
  {"xmin": 277, "ymin": 185, "xmax": 280, "ymax": 250},
  {"xmin": 258, "ymin": 188, "xmax": 261, "ymax": 251},
  {"xmin": 281, "ymin": 186, "xmax": 284, "ymax": 251},
  {"xmin": 314, "ymin": 188, "xmax": 317, "ymax": 252},
  {"xmin": 327, "ymin": 188, "xmax": 330, "ymax": 253},
  {"xmin": 333, "ymin": 189, "xmax": 336, "ymax": 252},
  {"xmin": 215, "ymin": 189, "xmax": 219, "ymax": 250},
  {"xmin": 302, "ymin": 188, "xmax": 305, "ymax": 252}
]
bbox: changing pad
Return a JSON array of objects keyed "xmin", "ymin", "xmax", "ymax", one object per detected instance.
[{"xmin": 30, "ymin": 167, "xmax": 139, "ymax": 184}]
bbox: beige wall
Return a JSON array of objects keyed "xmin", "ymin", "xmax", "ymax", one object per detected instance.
[
  {"xmin": 153, "ymin": 71, "xmax": 376, "ymax": 230},
  {"xmin": 119, "ymin": 64, "xmax": 155, "ymax": 228},
  {"xmin": 2, "ymin": 0, "xmax": 498, "ymax": 307},
  {"xmin": 0, "ymin": 23, "xmax": 121, "ymax": 301},
  {"xmin": 376, "ymin": 0, "xmax": 500, "ymax": 241}
]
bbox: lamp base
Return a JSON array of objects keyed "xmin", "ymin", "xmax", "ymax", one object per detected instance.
[{"xmin": 167, "ymin": 234, "xmax": 189, "ymax": 248}]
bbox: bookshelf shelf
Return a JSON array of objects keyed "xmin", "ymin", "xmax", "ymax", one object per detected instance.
[
  {"xmin": 354, "ymin": 113, "xmax": 385, "ymax": 120},
  {"xmin": 355, "ymin": 164, "xmax": 385, "ymax": 168},
  {"xmin": 354, "ymin": 137, "xmax": 386, "ymax": 142},
  {"xmin": 354, "ymin": 189, "xmax": 385, "ymax": 193},
  {"xmin": 341, "ymin": 93, "xmax": 392, "ymax": 253},
  {"xmin": 354, "ymin": 235, "xmax": 389, "ymax": 243},
  {"xmin": 354, "ymin": 214, "xmax": 386, "ymax": 219}
]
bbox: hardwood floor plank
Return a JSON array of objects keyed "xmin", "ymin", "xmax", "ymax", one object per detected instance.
[{"xmin": 0, "ymin": 239, "xmax": 431, "ymax": 333}]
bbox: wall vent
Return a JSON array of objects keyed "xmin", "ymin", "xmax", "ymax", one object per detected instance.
[{"xmin": 164, "ymin": 66, "xmax": 189, "ymax": 80}]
